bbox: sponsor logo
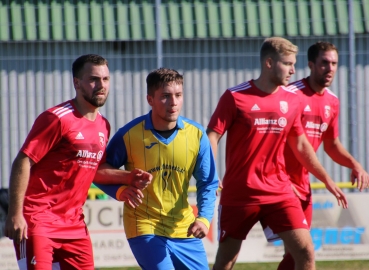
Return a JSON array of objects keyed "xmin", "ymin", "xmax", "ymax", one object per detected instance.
[
  {"xmin": 273, "ymin": 227, "xmax": 366, "ymax": 251},
  {"xmin": 305, "ymin": 121, "xmax": 328, "ymax": 132},
  {"xmin": 278, "ymin": 117, "xmax": 287, "ymax": 127},
  {"xmin": 324, "ymin": 105, "xmax": 331, "ymax": 118},
  {"xmin": 320, "ymin": 123, "xmax": 328, "ymax": 132},
  {"xmin": 76, "ymin": 150, "xmax": 104, "ymax": 161},
  {"xmin": 304, "ymin": 105, "xmax": 311, "ymax": 112},
  {"xmin": 251, "ymin": 104, "xmax": 260, "ymax": 111},
  {"xmin": 145, "ymin": 142, "xmax": 158, "ymax": 149},
  {"xmin": 254, "ymin": 118, "xmax": 277, "ymax": 125},
  {"xmin": 280, "ymin": 101, "xmax": 288, "ymax": 114},
  {"xmin": 254, "ymin": 118, "xmax": 287, "ymax": 128},
  {"xmin": 75, "ymin": 132, "xmax": 84, "ymax": 140},
  {"xmin": 99, "ymin": 132, "xmax": 105, "ymax": 147}
]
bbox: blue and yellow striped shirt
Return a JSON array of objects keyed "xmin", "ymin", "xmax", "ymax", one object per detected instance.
[{"xmin": 96, "ymin": 112, "xmax": 218, "ymax": 239}]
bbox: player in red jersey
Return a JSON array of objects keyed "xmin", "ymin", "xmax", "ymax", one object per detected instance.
[
  {"xmin": 4, "ymin": 54, "xmax": 127, "ymax": 270},
  {"xmin": 273, "ymin": 42, "xmax": 369, "ymax": 270},
  {"xmin": 207, "ymin": 37, "xmax": 348, "ymax": 270}
]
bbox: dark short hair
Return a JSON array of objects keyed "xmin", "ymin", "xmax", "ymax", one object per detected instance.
[
  {"xmin": 146, "ymin": 68, "xmax": 183, "ymax": 96},
  {"xmin": 307, "ymin": 42, "xmax": 338, "ymax": 63},
  {"xmin": 72, "ymin": 54, "xmax": 108, "ymax": 78}
]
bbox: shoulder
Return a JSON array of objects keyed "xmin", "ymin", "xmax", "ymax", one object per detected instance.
[
  {"xmin": 325, "ymin": 88, "xmax": 339, "ymax": 100},
  {"xmin": 228, "ymin": 81, "xmax": 252, "ymax": 93},
  {"xmin": 180, "ymin": 117, "xmax": 206, "ymax": 134},
  {"xmin": 46, "ymin": 100, "xmax": 75, "ymax": 119},
  {"xmin": 286, "ymin": 79, "xmax": 306, "ymax": 94},
  {"xmin": 117, "ymin": 115, "xmax": 147, "ymax": 136}
]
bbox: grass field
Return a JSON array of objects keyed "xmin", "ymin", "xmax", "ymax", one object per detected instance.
[{"xmin": 100, "ymin": 260, "xmax": 369, "ymax": 270}]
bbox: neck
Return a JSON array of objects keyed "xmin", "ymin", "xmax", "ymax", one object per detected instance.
[
  {"xmin": 73, "ymin": 98, "xmax": 99, "ymax": 121},
  {"xmin": 306, "ymin": 76, "xmax": 325, "ymax": 94},
  {"xmin": 151, "ymin": 116, "xmax": 177, "ymax": 131},
  {"xmin": 253, "ymin": 76, "xmax": 280, "ymax": 94}
]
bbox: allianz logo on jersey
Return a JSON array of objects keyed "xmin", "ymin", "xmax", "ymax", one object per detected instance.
[
  {"xmin": 76, "ymin": 150, "xmax": 104, "ymax": 161},
  {"xmin": 305, "ymin": 121, "xmax": 328, "ymax": 132},
  {"xmin": 254, "ymin": 117, "xmax": 287, "ymax": 128}
]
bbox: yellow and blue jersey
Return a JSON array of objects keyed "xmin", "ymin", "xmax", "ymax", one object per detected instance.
[{"xmin": 96, "ymin": 111, "xmax": 218, "ymax": 239}]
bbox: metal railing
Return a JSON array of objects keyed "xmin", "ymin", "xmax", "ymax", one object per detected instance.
[{"xmin": 87, "ymin": 182, "xmax": 358, "ymax": 200}]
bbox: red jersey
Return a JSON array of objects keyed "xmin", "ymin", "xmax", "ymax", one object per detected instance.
[
  {"xmin": 208, "ymin": 80, "xmax": 304, "ymax": 206},
  {"xmin": 21, "ymin": 100, "xmax": 110, "ymax": 238},
  {"xmin": 284, "ymin": 78, "xmax": 339, "ymax": 201}
]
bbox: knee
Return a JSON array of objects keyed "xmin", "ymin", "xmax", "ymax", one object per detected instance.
[{"xmin": 293, "ymin": 242, "xmax": 314, "ymax": 262}]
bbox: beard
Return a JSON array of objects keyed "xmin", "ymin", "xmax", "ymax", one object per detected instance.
[{"xmin": 82, "ymin": 88, "xmax": 108, "ymax": 108}]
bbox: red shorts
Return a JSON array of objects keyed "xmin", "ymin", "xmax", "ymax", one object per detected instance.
[
  {"xmin": 14, "ymin": 235, "xmax": 94, "ymax": 270},
  {"xmin": 263, "ymin": 198, "xmax": 312, "ymax": 242},
  {"xmin": 218, "ymin": 197, "xmax": 309, "ymax": 242}
]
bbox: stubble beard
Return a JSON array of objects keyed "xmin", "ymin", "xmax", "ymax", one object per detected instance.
[{"xmin": 83, "ymin": 90, "xmax": 108, "ymax": 108}]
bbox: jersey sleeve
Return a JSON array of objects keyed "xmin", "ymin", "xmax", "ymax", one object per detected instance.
[
  {"xmin": 93, "ymin": 128, "xmax": 129, "ymax": 200},
  {"xmin": 323, "ymin": 99, "xmax": 340, "ymax": 140},
  {"xmin": 192, "ymin": 131, "xmax": 219, "ymax": 226},
  {"xmin": 207, "ymin": 90, "xmax": 237, "ymax": 135},
  {"xmin": 21, "ymin": 111, "xmax": 62, "ymax": 163}
]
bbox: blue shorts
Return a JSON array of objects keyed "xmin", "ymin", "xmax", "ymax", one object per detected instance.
[{"xmin": 128, "ymin": 235, "xmax": 209, "ymax": 270}]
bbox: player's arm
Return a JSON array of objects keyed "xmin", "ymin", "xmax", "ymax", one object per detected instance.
[
  {"xmin": 5, "ymin": 152, "xmax": 34, "ymax": 244},
  {"xmin": 206, "ymin": 128, "xmax": 222, "ymax": 159},
  {"xmin": 94, "ymin": 163, "xmax": 152, "ymax": 189},
  {"xmin": 287, "ymin": 134, "xmax": 348, "ymax": 208},
  {"xmin": 323, "ymin": 137, "xmax": 369, "ymax": 191},
  {"xmin": 188, "ymin": 131, "xmax": 219, "ymax": 238}
]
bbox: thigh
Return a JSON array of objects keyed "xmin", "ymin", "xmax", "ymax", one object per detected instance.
[
  {"xmin": 128, "ymin": 235, "xmax": 174, "ymax": 270},
  {"xmin": 169, "ymin": 238, "xmax": 208, "ymax": 270},
  {"xmin": 14, "ymin": 235, "xmax": 59, "ymax": 270},
  {"xmin": 54, "ymin": 236, "xmax": 94, "ymax": 270},
  {"xmin": 262, "ymin": 198, "xmax": 310, "ymax": 242},
  {"xmin": 261, "ymin": 198, "xmax": 309, "ymax": 237},
  {"xmin": 218, "ymin": 204, "xmax": 260, "ymax": 242}
]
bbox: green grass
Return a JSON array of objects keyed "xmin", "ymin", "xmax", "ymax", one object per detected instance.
[{"xmin": 99, "ymin": 260, "xmax": 369, "ymax": 270}]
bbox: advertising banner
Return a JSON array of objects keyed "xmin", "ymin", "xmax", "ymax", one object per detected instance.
[{"xmin": 1, "ymin": 193, "xmax": 369, "ymax": 269}]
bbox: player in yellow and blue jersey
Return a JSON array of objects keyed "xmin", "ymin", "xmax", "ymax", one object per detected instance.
[{"xmin": 94, "ymin": 68, "xmax": 218, "ymax": 270}]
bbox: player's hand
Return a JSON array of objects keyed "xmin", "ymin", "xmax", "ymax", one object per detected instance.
[
  {"xmin": 325, "ymin": 181, "xmax": 348, "ymax": 209},
  {"xmin": 130, "ymin": 168, "xmax": 153, "ymax": 190},
  {"xmin": 4, "ymin": 213, "xmax": 28, "ymax": 244},
  {"xmin": 291, "ymin": 184, "xmax": 301, "ymax": 198},
  {"xmin": 187, "ymin": 219, "xmax": 209, "ymax": 239},
  {"xmin": 216, "ymin": 179, "xmax": 223, "ymax": 196},
  {"xmin": 350, "ymin": 166, "xmax": 369, "ymax": 191},
  {"xmin": 118, "ymin": 186, "xmax": 144, "ymax": 208}
]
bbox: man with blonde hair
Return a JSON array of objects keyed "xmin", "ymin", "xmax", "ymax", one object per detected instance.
[{"xmin": 207, "ymin": 37, "xmax": 348, "ymax": 270}]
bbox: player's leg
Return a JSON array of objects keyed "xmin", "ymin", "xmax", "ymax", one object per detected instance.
[
  {"xmin": 213, "ymin": 204, "xmax": 260, "ymax": 270},
  {"xmin": 277, "ymin": 200, "xmax": 312, "ymax": 270},
  {"xmin": 168, "ymin": 238, "xmax": 209, "ymax": 269},
  {"xmin": 128, "ymin": 235, "xmax": 175, "ymax": 270},
  {"xmin": 14, "ymin": 235, "xmax": 59, "ymax": 270},
  {"xmin": 54, "ymin": 236, "xmax": 94, "ymax": 270},
  {"xmin": 278, "ymin": 229, "xmax": 315, "ymax": 270},
  {"xmin": 261, "ymin": 198, "xmax": 314, "ymax": 270}
]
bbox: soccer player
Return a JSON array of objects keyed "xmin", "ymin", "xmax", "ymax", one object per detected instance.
[
  {"xmin": 207, "ymin": 37, "xmax": 348, "ymax": 270},
  {"xmin": 270, "ymin": 42, "xmax": 369, "ymax": 270},
  {"xmin": 93, "ymin": 68, "xmax": 219, "ymax": 270},
  {"xmin": 4, "ymin": 54, "xmax": 146, "ymax": 270}
]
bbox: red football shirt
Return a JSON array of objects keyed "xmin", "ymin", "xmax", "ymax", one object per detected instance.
[
  {"xmin": 284, "ymin": 78, "xmax": 339, "ymax": 201},
  {"xmin": 21, "ymin": 100, "xmax": 110, "ymax": 238},
  {"xmin": 208, "ymin": 80, "xmax": 304, "ymax": 206}
]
